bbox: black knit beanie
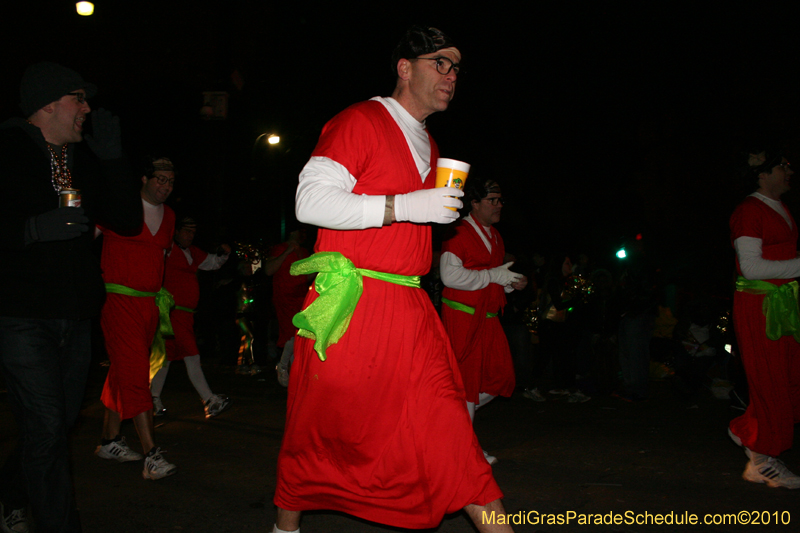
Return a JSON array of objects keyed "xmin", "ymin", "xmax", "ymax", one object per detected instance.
[{"xmin": 19, "ymin": 62, "xmax": 97, "ymax": 117}]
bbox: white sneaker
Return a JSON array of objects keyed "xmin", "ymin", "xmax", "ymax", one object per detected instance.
[
  {"xmin": 522, "ymin": 388, "xmax": 546, "ymax": 402},
  {"xmin": 567, "ymin": 390, "xmax": 591, "ymax": 403},
  {"xmin": 276, "ymin": 364, "xmax": 290, "ymax": 387},
  {"xmin": 204, "ymin": 394, "xmax": 232, "ymax": 418},
  {"xmin": 142, "ymin": 448, "xmax": 177, "ymax": 480},
  {"xmin": 152, "ymin": 396, "xmax": 166, "ymax": 417},
  {"xmin": 1, "ymin": 502, "xmax": 29, "ymax": 533},
  {"xmin": 483, "ymin": 450, "xmax": 498, "ymax": 465},
  {"xmin": 743, "ymin": 454, "xmax": 800, "ymax": 489},
  {"xmin": 95, "ymin": 436, "xmax": 144, "ymax": 462}
]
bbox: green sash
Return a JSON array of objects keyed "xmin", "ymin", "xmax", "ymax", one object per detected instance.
[
  {"xmin": 105, "ymin": 283, "xmax": 175, "ymax": 380},
  {"xmin": 441, "ymin": 297, "xmax": 499, "ymax": 318},
  {"xmin": 290, "ymin": 251, "xmax": 420, "ymax": 362},
  {"xmin": 175, "ymin": 306, "xmax": 195, "ymax": 313},
  {"xmin": 736, "ymin": 277, "xmax": 800, "ymax": 342}
]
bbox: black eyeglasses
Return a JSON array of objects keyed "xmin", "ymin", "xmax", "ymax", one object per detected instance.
[
  {"xmin": 68, "ymin": 92, "xmax": 87, "ymax": 104},
  {"xmin": 412, "ymin": 57, "xmax": 461, "ymax": 76},
  {"xmin": 152, "ymin": 174, "xmax": 175, "ymax": 186},
  {"xmin": 484, "ymin": 197, "xmax": 505, "ymax": 206}
]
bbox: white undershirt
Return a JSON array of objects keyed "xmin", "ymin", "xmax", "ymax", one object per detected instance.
[
  {"xmin": 734, "ymin": 192, "xmax": 800, "ymax": 280},
  {"xmin": 143, "ymin": 200, "xmax": 164, "ymax": 236},
  {"xmin": 440, "ymin": 214, "xmax": 513, "ymax": 293},
  {"xmin": 294, "ymin": 97, "xmax": 430, "ymax": 230}
]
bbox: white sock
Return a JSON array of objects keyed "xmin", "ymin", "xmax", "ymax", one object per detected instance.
[
  {"xmin": 185, "ymin": 354, "xmax": 213, "ymax": 402},
  {"xmin": 273, "ymin": 526, "xmax": 300, "ymax": 533},
  {"xmin": 476, "ymin": 392, "xmax": 495, "ymax": 410},
  {"xmin": 278, "ymin": 338, "xmax": 294, "ymax": 369},
  {"xmin": 150, "ymin": 362, "xmax": 170, "ymax": 397}
]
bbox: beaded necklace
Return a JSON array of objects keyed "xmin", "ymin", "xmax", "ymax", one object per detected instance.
[
  {"xmin": 47, "ymin": 143, "xmax": 72, "ymax": 192},
  {"xmin": 25, "ymin": 119, "xmax": 73, "ymax": 192}
]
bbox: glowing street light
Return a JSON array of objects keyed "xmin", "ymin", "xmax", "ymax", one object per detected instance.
[
  {"xmin": 254, "ymin": 133, "xmax": 280, "ymax": 147},
  {"xmin": 76, "ymin": 2, "xmax": 94, "ymax": 16}
]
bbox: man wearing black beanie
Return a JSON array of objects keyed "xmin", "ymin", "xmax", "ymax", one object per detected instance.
[{"xmin": 0, "ymin": 62, "xmax": 142, "ymax": 532}]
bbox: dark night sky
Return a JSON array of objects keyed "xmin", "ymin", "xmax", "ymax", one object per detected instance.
[{"xmin": 5, "ymin": 2, "xmax": 800, "ymax": 298}]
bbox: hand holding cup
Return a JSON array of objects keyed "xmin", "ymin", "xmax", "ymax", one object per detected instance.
[{"xmin": 435, "ymin": 158, "xmax": 470, "ymax": 211}]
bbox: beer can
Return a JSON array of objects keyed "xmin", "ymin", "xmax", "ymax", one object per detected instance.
[{"xmin": 59, "ymin": 188, "xmax": 81, "ymax": 208}]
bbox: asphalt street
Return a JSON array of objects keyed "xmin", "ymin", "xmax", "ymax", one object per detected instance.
[{"xmin": 1, "ymin": 356, "xmax": 798, "ymax": 533}]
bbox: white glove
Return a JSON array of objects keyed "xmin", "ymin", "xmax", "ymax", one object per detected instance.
[
  {"xmin": 488, "ymin": 262, "xmax": 523, "ymax": 286},
  {"xmin": 394, "ymin": 187, "xmax": 463, "ymax": 224}
]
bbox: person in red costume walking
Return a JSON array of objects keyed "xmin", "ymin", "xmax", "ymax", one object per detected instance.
[
  {"xmin": 728, "ymin": 147, "xmax": 800, "ymax": 489},
  {"xmin": 266, "ymin": 225, "xmax": 311, "ymax": 387},
  {"xmin": 440, "ymin": 177, "xmax": 526, "ymax": 466},
  {"xmin": 150, "ymin": 216, "xmax": 232, "ymax": 418},
  {"xmin": 94, "ymin": 155, "xmax": 178, "ymax": 480},
  {"xmin": 272, "ymin": 26, "xmax": 514, "ymax": 533}
]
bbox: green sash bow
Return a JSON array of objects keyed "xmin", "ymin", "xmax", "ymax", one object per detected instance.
[
  {"xmin": 736, "ymin": 277, "xmax": 800, "ymax": 342},
  {"xmin": 441, "ymin": 297, "xmax": 499, "ymax": 318},
  {"xmin": 290, "ymin": 251, "xmax": 421, "ymax": 361},
  {"xmin": 105, "ymin": 283, "xmax": 175, "ymax": 380}
]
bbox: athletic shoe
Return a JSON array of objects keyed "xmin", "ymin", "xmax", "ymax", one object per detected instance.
[
  {"xmin": 235, "ymin": 364, "xmax": 251, "ymax": 375},
  {"xmin": 152, "ymin": 396, "xmax": 166, "ymax": 417},
  {"xmin": 548, "ymin": 389, "xmax": 569, "ymax": 396},
  {"xmin": 728, "ymin": 427, "xmax": 751, "ymax": 458},
  {"xmin": 743, "ymin": 455, "xmax": 800, "ymax": 489},
  {"xmin": 522, "ymin": 388, "xmax": 546, "ymax": 402},
  {"xmin": 204, "ymin": 394, "xmax": 232, "ymax": 418},
  {"xmin": 483, "ymin": 450, "xmax": 498, "ymax": 465},
  {"xmin": 95, "ymin": 436, "xmax": 144, "ymax": 462},
  {"xmin": 142, "ymin": 448, "xmax": 177, "ymax": 480},
  {"xmin": 249, "ymin": 364, "xmax": 263, "ymax": 375},
  {"xmin": 276, "ymin": 364, "xmax": 290, "ymax": 387},
  {"xmin": 1, "ymin": 502, "xmax": 29, "ymax": 533},
  {"xmin": 567, "ymin": 390, "xmax": 591, "ymax": 403}
]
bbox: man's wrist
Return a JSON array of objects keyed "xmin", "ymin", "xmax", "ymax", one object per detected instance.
[{"xmin": 383, "ymin": 195, "xmax": 395, "ymax": 226}]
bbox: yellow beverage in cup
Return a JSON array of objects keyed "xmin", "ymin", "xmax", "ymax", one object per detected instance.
[{"xmin": 435, "ymin": 158, "xmax": 471, "ymax": 210}]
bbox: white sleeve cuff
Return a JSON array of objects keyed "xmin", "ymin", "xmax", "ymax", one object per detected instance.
[
  {"xmin": 295, "ymin": 157, "xmax": 385, "ymax": 230},
  {"xmin": 735, "ymin": 236, "xmax": 800, "ymax": 279},
  {"xmin": 440, "ymin": 251, "xmax": 490, "ymax": 291},
  {"xmin": 198, "ymin": 252, "xmax": 229, "ymax": 271}
]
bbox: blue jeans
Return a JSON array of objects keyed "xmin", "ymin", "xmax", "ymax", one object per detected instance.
[{"xmin": 0, "ymin": 317, "xmax": 91, "ymax": 533}]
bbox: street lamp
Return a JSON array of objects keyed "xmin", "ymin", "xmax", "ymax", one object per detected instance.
[
  {"xmin": 76, "ymin": 2, "xmax": 94, "ymax": 15},
  {"xmin": 254, "ymin": 133, "xmax": 280, "ymax": 147},
  {"xmin": 252, "ymin": 133, "xmax": 286, "ymax": 240}
]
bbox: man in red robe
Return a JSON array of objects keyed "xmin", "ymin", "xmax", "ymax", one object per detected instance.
[
  {"xmin": 150, "ymin": 216, "xmax": 231, "ymax": 418},
  {"xmin": 94, "ymin": 156, "xmax": 178, "ymax": 480},
  {"xmin": 729, "ymin": 148, "xmax": 800, "ymax": 489},
  {"xmin": 273, "ymin": 26, "xmax": 513, "ymax": 533},
  {"xmin": 440, "ymin": 178, "xmax": 526, "ymax": 465}
]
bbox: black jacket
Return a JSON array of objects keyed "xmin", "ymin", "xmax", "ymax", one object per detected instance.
[{"xmin": 0, "ymin": 118, "xmax": 142, "ymax": 319}]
